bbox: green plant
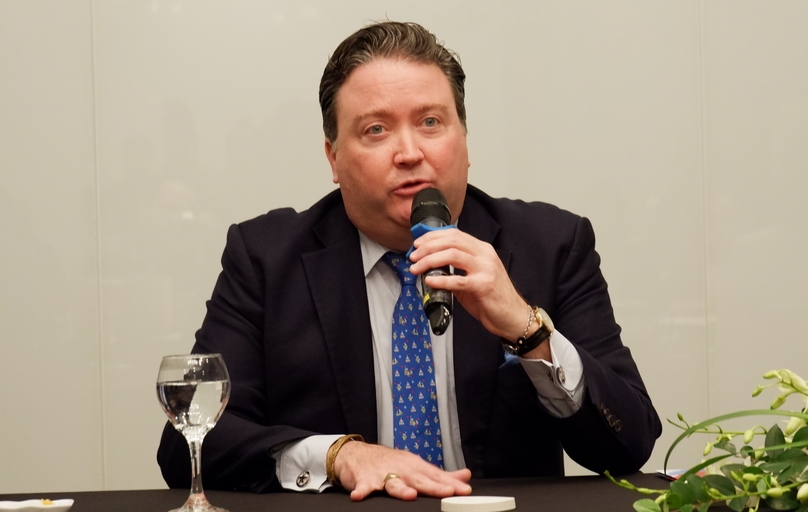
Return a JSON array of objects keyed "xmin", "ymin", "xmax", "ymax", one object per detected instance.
[{"xmin": 607, "ymin": 369, "xmax": 808, "ymax": 512}]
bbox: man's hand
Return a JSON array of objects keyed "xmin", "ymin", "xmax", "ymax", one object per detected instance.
[
  {"xmin": 333, "ymin": 441, "xmax": 472, "ymax": 501},
  {"xmin": 408, "ymin": 229, "xmax": 533, "ymax": 339}
]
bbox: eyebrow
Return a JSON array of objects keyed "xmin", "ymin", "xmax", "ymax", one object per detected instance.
[{"xmin": 351, "ymin": 103, "xmax": 451, "ymax": 128}]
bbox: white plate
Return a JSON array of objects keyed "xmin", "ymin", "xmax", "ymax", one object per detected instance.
[
  {"xmin": 0, "ymin": 499, "xmax": 73, "ymax": 512},
  {"xmin": 441, "ymin": 496, "xmax": 516, "ymax": 512}
]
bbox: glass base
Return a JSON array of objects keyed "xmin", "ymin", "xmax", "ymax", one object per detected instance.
[
  {"xmin": 169, "ymin": 507, "xmax": 227, "ymax": 512},
  {"xmin": 169, "ymin": 492, "xmax": 228, "ymax": 512}
]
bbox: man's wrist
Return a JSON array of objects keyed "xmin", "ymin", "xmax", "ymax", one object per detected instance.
[
  {"xmin": 326, "ymin": 434, "xmax": 364, "ymax": 486},
  {"xmin": 502, "ymin": 303, "xmax": 538, "ymax": 341},
  {"xmin": 501, "ymin": 306, "xmax": 554, "ymax": 357}
]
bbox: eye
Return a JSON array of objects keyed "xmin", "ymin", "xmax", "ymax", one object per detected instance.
[
  {"xmin": 423, "ymin": 117, "xmax": 439, "ymax": 127},
  {"xmin": 367, "ymin": 125, "xmax": 384, "ymax": 135}
]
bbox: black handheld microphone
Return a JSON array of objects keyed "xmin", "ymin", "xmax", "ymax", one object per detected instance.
[{"xmin": 410, "ymin": 188, "xmax": 453, "ymax": 336}]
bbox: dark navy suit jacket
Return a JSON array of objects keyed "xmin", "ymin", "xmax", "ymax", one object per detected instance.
[{"xmin": 157, "ymin": 185, "xmax": 661, "ymax": 492}]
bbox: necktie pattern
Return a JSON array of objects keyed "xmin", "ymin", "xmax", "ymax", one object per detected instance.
[{"xmin": 383, "ymin": 252, "xmax": 444, "ymax": 468}]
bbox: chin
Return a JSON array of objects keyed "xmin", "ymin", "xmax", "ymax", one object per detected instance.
[
  {"xmin": 386, "ymin": 222, "xmax": 415, "ymax": 251},
  {"xmin": 391, "ymin": 204, "xmax": 413, "ymax": 227}
]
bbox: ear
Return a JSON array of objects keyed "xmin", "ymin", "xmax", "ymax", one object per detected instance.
[{"xmin": 325, "ymin": 139, "xmax": 339, "ymax": 184}]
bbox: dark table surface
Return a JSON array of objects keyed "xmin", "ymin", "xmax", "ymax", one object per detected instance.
[{"xmin": 0, "ymin": 473, "xmax": 730, "ymax": 512}]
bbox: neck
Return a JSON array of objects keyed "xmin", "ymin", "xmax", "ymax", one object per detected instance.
[{"xmin": 356, "ymin": 227, "xmax": 412, "ymax": 253}]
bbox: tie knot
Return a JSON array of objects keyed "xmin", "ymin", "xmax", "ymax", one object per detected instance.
[{"xmin": 383, "ymin": 252, "xmax": 416, "ymax": 286}]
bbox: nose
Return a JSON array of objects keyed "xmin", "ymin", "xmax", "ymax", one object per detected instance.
[{"xmin": 393, "ymin": 129, "xmax": 424, "ymax": 167}]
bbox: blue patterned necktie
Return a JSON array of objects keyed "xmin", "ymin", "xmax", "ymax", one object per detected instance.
[{"xmin": 383, "ymin": 252, "xmax": 444, "ymax": 468}]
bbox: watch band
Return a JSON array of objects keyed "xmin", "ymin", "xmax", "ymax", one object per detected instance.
[{"xmin": 501, "ymin": 306, "xmax": 554, "ymax": 356}]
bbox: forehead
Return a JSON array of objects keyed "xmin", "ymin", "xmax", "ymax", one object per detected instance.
[{"xmin": 334, "ymin": 58, "xmax": 454, "ymax": 118}]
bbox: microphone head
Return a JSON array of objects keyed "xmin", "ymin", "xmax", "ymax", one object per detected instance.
[{"xmin": 411, "ymin": 188, "xmax": 451, "ymax": 226}]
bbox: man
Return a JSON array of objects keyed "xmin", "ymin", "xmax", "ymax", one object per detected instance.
[{"xmin": 157, "ymin": 21, "xmax": 661, "ymax": 501}]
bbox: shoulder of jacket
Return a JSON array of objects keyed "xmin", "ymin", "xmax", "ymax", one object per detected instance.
[
  {"xmin": 466, "ymin": 183, "xmax": 584, "ymax": 228},
  {"xmin": 236, "ymin": 188, "xmax": 343, "ymax": 237}
]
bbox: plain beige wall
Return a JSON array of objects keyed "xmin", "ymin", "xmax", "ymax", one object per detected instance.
[{"xmin": 1, "ymin": 0, "xmax": 806, "ymax": 493}]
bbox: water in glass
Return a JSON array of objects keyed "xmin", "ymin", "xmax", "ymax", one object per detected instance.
[{"xmin": 157, "ymin": 354, "xmax": 231, "ymax": 512}]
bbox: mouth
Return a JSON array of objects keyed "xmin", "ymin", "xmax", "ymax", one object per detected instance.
[{"xmin": 392, "ymin": 180, "xmax": 433, "ymax": 197}]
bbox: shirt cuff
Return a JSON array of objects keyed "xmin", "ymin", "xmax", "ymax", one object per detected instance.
[
  {"xmin": 272, "ymin": 434, "xmax": 342, "ymax": 492},
  {"xmin": 518, "ymin": 329, "xmax": 586, "ymax": 417}
]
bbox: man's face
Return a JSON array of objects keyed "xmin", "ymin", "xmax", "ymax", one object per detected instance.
[{"xmin": 325, "ymin": 58, "xmax": 470, "ymax": 251}]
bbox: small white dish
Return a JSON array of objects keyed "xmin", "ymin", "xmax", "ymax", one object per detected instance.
[
  {"xmin": 0, "ymin": 499, "xmax": 73, "ymax": 512},
  {"xmin": 441, "ymin": 495, "xmax": 516, "ymax": 512}
]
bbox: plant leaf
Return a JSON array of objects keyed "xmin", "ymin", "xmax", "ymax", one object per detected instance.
[
  {"xmin": 740, "ymin": 445, "xmax": 755, "ymax": 459},
  {"xmin": 766, "ymin": 424, "xmax": 786, "ymax": 458},
  {"xmin": 775, "ymin": 447, "xmax": 808, "ymax": 462},
  {"xmin": 666, "ymin": 492, "xmax": 683, "ymax": 510},
  {"xmin": 703, "ymin": 474, "xmax": 736, "ymax": 497},
  {"xmin": 760, "ymin": 438, "xmax": 808, "ymax": 455},
  {"xmin": 793, "ymin": 425, "xmax": 808, "ymax": 444},
  {"xmin": 714, "ymin": 440, "xmax": 737, "ymax": 454},
  {"xmin": 684, "ymin": 474, "xmax": 712, "ymax": 504},
  {"xmin": 760, "ymin": 461, "xmax": 792, "ymax": 473},
  {"xmin": 765, "ymin": 489, "xmax": 800, "ymax": 510},
  {"xmin": 779, "ymin": 458, "xmax": 808, "ymax": 483},
  {"xmin": 721, "ymin": 464, "xmax": 747, "ymax": 481},
  {"xmin": 633, "ymin": 499, "xmax": 662, "ymax": 512},
  {"xmin": 671, "ymin": 480, "xmax": 696, "ymax": 505},
  {"xmin": 728, "ymin": 496, "xmax": 747, "ymax": 512}
]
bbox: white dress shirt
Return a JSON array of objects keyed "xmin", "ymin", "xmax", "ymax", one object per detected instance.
[{"xmin": 273, "ymin": 232, "xmax": 586, "ymax": 491}]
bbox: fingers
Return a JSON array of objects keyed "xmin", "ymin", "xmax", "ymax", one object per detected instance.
[
  {"xmin": 385, "ymin": 471, "xmax": 470, "ymax": 500},
  {"xmin": 383, "ymin": 476, "xmax": 418, "ymax": 501},
  {"xmin": 409, "ymin": 229, "xmax": 486, "ymax": 275},
  {"xmin": 448, "ymin": 468, "xmax": 473, "ymax": 483},
  {"xmin": 349, "ymin": 482, "xmax": 373, "ymax": 502},
  {"xmin": 408, "ymin": 229, "xmax": 528, "ymax": 339},
  {"xmin": 406, "ymin": 471, "xmax": 472, "ymax": 498},
  {"xmin": 335, "ymin": 442, "xmax": 472, "ymax": 501},
  {"xmin": 409, "ymin": 231, "xmax": 504, "ymax": 294}
]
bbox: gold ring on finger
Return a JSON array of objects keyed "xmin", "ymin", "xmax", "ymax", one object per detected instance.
[{"xmin": 383, "ymin": 473, "xmax": 401, "ymax": 487}]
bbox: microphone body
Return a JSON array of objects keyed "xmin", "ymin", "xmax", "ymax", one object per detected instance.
[{"xmin": 410, "ymin": 188, "xmax": 453, "ymax": 336}]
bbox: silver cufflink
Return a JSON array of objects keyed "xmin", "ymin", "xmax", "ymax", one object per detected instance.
[
  {"xmin": 296, "ymin": 471, "xmax": 311, "ymax": 487},
  {"xmin": 555, "ymin": 366, "xmax": 566, "ymax": 385}
]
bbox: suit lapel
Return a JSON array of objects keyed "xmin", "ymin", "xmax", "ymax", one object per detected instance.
[
  {"xmin": 302, "ymin": 203, "xmax": 378, "ymax": 443},
  {"xmin": 453, "ymin": 192, "xmax": 511, "ymax": 474}
]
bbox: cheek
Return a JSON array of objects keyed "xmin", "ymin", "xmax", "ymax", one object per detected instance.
[
  {"xmin": 333, "ymin": 150, "xmax": 361, "ymax": 185},
  {"xmin": 350, "ymin": 151, "xmax": 390, "ymax": 183},
  {"xmin": 432, "ymin": 139, "xmax": 469, "ymax": 176},
  {"xmin": 431, "ymin": 140, "xmax": 468, "ymax": 213}
]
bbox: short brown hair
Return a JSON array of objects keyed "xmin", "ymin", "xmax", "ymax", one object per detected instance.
[{"xmin": 319, "ymin": 21, "xmax": 467, "ymax": 144}]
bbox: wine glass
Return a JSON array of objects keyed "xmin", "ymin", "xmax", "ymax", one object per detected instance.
[{"xmin": 157, "ymin": 354, "xmax": 231, "ymax": 512}]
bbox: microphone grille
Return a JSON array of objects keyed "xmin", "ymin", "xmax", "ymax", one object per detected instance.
[{"xmin": 410, "ymin": 188, "xmax": 451, "ymax": 225}]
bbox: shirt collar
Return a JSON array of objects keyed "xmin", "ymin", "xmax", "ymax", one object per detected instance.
[{"xmin": 358, "ymin": 231, "xmax": 394, "ymax": 278}]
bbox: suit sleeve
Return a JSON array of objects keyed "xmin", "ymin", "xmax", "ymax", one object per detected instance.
[
  {"xmin": 545, "ymin": 216, "xmax": 661, "ymax": 475},
  {"xmin": 157, "ymin": 224, "xmax": 317, "ymax": 493}
]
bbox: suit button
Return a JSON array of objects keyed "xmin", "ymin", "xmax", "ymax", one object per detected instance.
[
  {"xmin": 600, "ymin": 403, "xmax": 622, "ymax": 430},
  {"xmin": 296, "ymin": 471, "xmax": 311, "ymax": 487}
]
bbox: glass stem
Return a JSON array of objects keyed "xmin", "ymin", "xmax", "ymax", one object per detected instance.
[{"xmin": 188, "ymin": 438, "xmax": 205, "ymax": 499}]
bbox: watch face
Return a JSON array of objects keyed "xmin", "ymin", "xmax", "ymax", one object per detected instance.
[{"xmin": 537, "ymin": 308, "xmax": 554, "ymax": 332}]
